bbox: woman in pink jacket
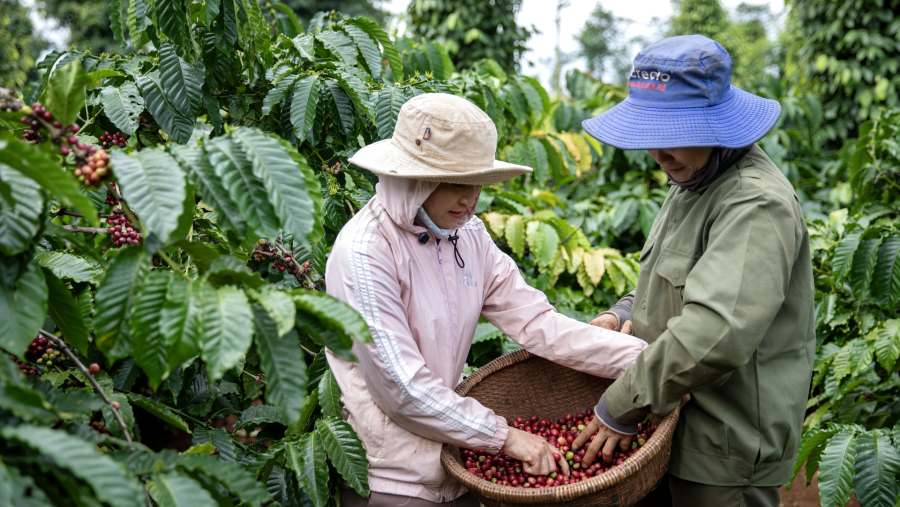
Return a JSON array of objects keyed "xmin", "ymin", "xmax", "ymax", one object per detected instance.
[{"xmin": 326, "ymin": 93, "xmax": 647, "ymax": 507}]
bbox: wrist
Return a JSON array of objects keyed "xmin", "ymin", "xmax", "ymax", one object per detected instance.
[{"xmin": 594, "ymin": 399, "xmax": 638, "ymax": 435}]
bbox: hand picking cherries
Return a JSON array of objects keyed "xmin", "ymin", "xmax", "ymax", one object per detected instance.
[
  {"xmin": 461, "ymin": 410, "xmax": 657, "ymax": 488},
  {"xmin": 107, "ymin": 209, "xmax": 141, "ymax": 247},
  {"xmin": 20, "ymin": 102, "xmax": 111, "ymax": 187}
]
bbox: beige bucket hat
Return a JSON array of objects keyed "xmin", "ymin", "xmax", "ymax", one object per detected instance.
[{"xmin": 348, "ymin": 93, "xmax": 532, "ymax": 185}]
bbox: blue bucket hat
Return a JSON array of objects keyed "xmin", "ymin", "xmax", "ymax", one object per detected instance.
[{"xmin": 582, "ymin": 34, "xmax": 781, "ymax": 150}]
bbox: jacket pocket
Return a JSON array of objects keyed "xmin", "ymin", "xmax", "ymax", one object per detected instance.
[{"xmin": 655, "ymin": 248, "xmax": 694, "ymax": 288}]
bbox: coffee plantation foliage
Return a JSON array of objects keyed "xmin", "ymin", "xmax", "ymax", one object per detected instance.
[
  {"xmin": 0, "ymin": 0, "xmax": 898, "ymax": 505},
  {"xmin": 0, "ymin": 3, "xmax": 646, "ymax": 505}
]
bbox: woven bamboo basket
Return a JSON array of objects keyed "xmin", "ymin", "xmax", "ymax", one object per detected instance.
[{"xmin": 440, "ymin": 350, "xmax": 680, "ymax": 506}]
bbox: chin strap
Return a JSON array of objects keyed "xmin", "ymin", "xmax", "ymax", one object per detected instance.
[
  {"xmin": 447, "ymin": 233, "xmax": 465, "ymax": 269},
  {"xmin": 416, "ymin": 207, "xmax": 465, "ymax": 269}
]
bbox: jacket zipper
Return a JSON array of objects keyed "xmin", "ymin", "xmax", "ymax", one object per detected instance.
[{"xmin": 434, "ymin": 239, "xmax": 457, "ymax": 354}]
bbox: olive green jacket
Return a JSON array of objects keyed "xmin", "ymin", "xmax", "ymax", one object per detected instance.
[{"xmin": 600, "ymin": 145, "xmax": 816, "ymax": 486}]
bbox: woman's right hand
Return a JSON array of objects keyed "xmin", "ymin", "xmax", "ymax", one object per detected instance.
[
  {"xmin": 501, "ymin": 428, "xmax": 570, "ymax": 476},
  {"xmin": 590, "ymin": 313, "xmax": 632, "ymax": 334}
]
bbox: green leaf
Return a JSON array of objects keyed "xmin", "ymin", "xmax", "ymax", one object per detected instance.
[
  {"xmin": 343, "ymin": 24, "xmax": 381, "ymax": 79},
  {"xmin": 293, "ymin": 290, "xmax": 371, "ymax": 360},
  {"xmin": 323, "ymin": 80, "xmax": 353, "ymax": 136},
  {"xmin": 197, "ymin": 284, "xmax": 254, "ymax": 382},
  {"xmin": 127, "ymin": 393, "xmax": 190, "ymax": 433},
  {"xmin": 130, "ymin": 271, "xmax": 173, "ymax": 389},
  {"xmin": 286, "ymin": 432, "xmax": 330, "ymax": 507},
  {"xmin": 262, "ymin": 75, "xmax": 298, "ymax": 116},
  {"xmin": 792, "ymin": 427, "xmax": 837, "ymax": 483},
  {"xmin": 175, "ymin": 454, "xmax": 272, "ymax": 506},
  {"xmin": 0, "ymin": 381, "xmax": 55, "ymax": 422},
  {"xmin": 254, "ymin": 305, "xmax": 306, "ymax": 425},
  {"xmin": 137, "ymin": 72, "xmax": 194, "ymax": 144},
  {"xmin": 348, "ymin": 17, "xmax": 403, "ymax": 80},
  {"xmin": 872, "ymin": 235, "xmax": 900, "ymax": 305},
  {"xmin": 155, "ymin": 0, "xmax": 192, "ymax": 56},
  {"xmin": 159, "ymin": 43, "xmax": 204, "ymax": 115},
  {"xmin": 94, "ymin": 247, "xmax": 146, "ymax": 361},
  {"xmin": 504, "ymin": 215, "xmax": 525, "ymax": 257},
  {"xmin": 0, "ymin": 163, "xmax": 42, "ymax": 256},
  {"xmin": 318, "ymin": 369, "xmax": 342, "ymax": 419},
  {"xmin": 289, "ymin": 76, "xmax": 320, "ymax": 143},
  {"xmin": 316, "ymin": 30, "xmax": 357, "ymax": 67},
  {"xmin": 0, "ymin": 261, "xmax": 47, "ymax": 357},
  {"xmin": 612, "ymin": 199, "xmax": 640, "ymax": 234},
  {"xmin": 100, "ymin": 82, "xmax": 144, "ymax": 136},
  {"xmin": 191, "ymin": 428, "xmax": 237, "ymax": 462},
  {"xmin": 818, "ymin": 430, "xmax": 858, "ymax": 507},
  {"xmin": 148, "ymin": 471, "xmax": 216, "ymax": 507},
  {"xmin": 160, "ymin": 275, "xmax": 200, "ymax": 368},
  {"xmin": 1, "ymin": 425, "xmax": 143, "ymax": 507},
  {"xmin": 170, "ymin": 144, "xmax": 249, "ymax": 241},
  {"xmin": 252, "ymin": 287, "xmax": 295, "ymax": 338},
  {"xmin": 316, "ymin": 417, "xmax": 369, "ymax": 496},
  {"xmin": 44, "ymin": 269, "xmax": 90, "ymax": 356},
  {"xmin": 853, "ymin": 431, "xmax": 900, "ymax": 507},
  {"xmin": 526, "ymin": 220, "xmax": 559, "ymax": 267},
  {"xmin": 374, "ymin": 86, "xmax": 405, "ymax": 139},
  {"xmin": 112, "ymin": 149, "xmax": 187, "ymax": 245},
  {"xmin": 128, "ymin": 0, "xmax": 151, "ymax": 47},
  {"xmin": 833, "ymin": 231, "xmax": 861, "ymax": 278},
  {"xmin": 849, "ymin": 237, "xmax": 881, "ymax": 296},
  {"xmin": 0, "ymin": 135, "xmax": 99, "ymax": 226},
  {"xmin": 41, "ymin": 59, "xmax": 92, "ymax": 125},
  {"xmin": 205, "ymin": 136, "xmax": 280, "ymax": 239},
  {"xmin": 233, "ymin": 128, "xmax": 324, "ymax": 248},
  {"xmin": 35, "ymin": 251, "xmax": 102, "ymax": 285},
  {"xmin": 0, "ymin": 456, "xmax": 52, "ymax": 505},
  {"xmin": 236, "ymin": 404, "xmax": 285, "ymax": 429},
  {"xmin": 874, "ymin": 320, "xmax": 900, "ymax": 372}
]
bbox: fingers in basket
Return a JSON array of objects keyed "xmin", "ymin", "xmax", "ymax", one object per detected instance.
[
  {"xmin": 572, "ymin": 416, "xmax": 600, "ymax": 450},
  {"xmin": 582, "ymin": 430, "xmax": 606, "ymax": 466}
]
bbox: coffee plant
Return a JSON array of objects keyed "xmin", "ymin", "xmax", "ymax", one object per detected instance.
[{"xmin": 0, "ymin": 1, "xmax": 648, "ymax": 504}]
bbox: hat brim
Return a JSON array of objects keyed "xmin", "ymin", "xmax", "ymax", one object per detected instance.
[
  {"xmin": 348, "ymin": 139, "xmax": 532, "ymax": 185},
  {"xmin": 582, "ymin": 87, "xmax": 781, "ymax": 150}
]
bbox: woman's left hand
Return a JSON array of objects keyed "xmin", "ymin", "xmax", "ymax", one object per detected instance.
[{"xmin": 571, "ymin": 416, "xmax": 633, "ymax": 466}]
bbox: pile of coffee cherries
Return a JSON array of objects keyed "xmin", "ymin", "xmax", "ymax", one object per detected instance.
[{"xmin": 461, "ymin": 410, "xmax": 656, "ymax": 488}]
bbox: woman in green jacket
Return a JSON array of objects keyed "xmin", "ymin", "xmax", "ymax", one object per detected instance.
[{"xmin": 573, "ymin": 35, "xmax": 816, "ymax": 506}]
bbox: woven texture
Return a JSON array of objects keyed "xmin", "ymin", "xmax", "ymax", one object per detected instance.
[{"xmin": 440, "ymin": 350, "xmax": 680, "ymax": 506}]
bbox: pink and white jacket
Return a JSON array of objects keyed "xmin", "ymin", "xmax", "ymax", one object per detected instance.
[{"xmin": 325, "ymin": 176, "xmax": 647, "ymax": 502}]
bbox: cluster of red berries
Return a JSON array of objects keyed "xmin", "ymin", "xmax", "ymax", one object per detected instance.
[
  {"xmin": 25, "ymin": 335, "xmax": 50, "ymax": 362},
  {"xmin": 19, "ymin": 102, "xmax": 73, "ymax": 143},
  {"xmin": 461, "ymin": 410, "xmax": 656, "ymax": 488},
  {"xmin": 99, "ymin": 131, "xmax": 128, "ymax": 149},
  {"xmin": 11, "ymin": 356, "xmax": 38, "ymax": 376},
  {"xmin": 20, "ymin": 102, "xmax": 111, "ymax": 187},
  {"xmin": 251, "ymin": 239, "xmax": 311, "ymax": 280},
  {"xmin": 90, "ymin": 419, "xmax": 110, "ymax": 435},
  {"xmin": 107, "ymin": 209, "xmax": 141, "ymax": 247}
]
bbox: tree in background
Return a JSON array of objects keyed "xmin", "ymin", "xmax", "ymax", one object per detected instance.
[
  {"xmin": 38, "ymin": 0, "xmax": 118, "ymax": 54},
  {"xmin": 285, "ymin": 0, "xmax": 386, "ymax": 24},
  {"xmin": 0, "ymin": 0, "xmax": 47, "ymax": 89},
  {"xmin": 783, "ymin": 0, "xmax": 899, "ymax": 145},
  {"xmin": 407, "ymin": 0, "xmax": 533, "ymax": 74},
  {"xmin": 575, "ymin": 3, "xmax": 631, "ymax": 84},
  {"xmin": 666, "ymin": 0, "xmax": 776, "ymax": 92}
]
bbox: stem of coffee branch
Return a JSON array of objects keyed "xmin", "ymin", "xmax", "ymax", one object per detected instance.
[{"xmin": 39, "ymin": 330, "xmax": 133, "ymax": 443}]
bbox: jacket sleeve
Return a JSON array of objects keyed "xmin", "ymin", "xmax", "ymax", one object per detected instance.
[
  {"xmin": 601, "ymin": 191, "xmax": 801, "ymax": 425},
  {"xmin": 339, "ymin": 238, "xmax": 509, "ymax": 453},
  {"xmin": 481, "ymin": 240, "xmax": 648, "ymax": 380},
  {"xmin": 601, "ymin": 291, "xmax": 635, "ymax": 330}
]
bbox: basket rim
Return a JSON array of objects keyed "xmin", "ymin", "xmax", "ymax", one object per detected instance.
[{"xmin": 440, "ymin": 349, "xmax": 680, "ymax": 502}]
